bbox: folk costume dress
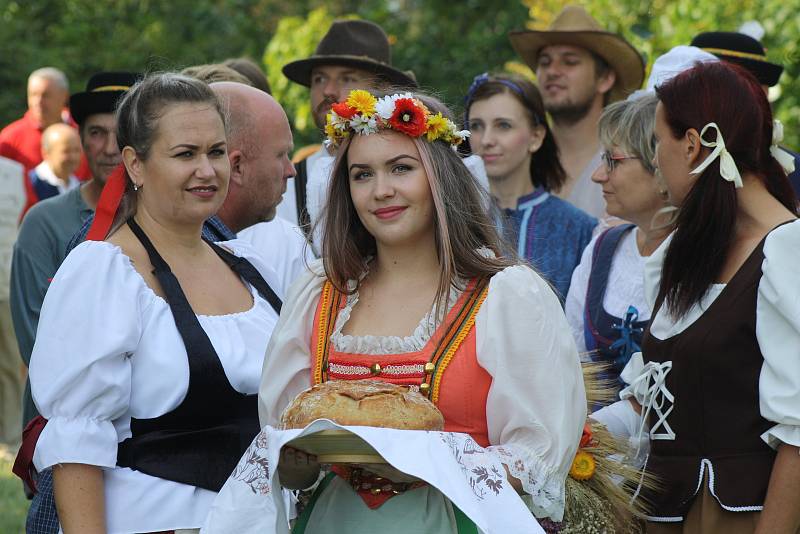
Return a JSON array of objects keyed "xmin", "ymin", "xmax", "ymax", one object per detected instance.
[
  {"xmin": 621, "ymin": 220, "xmax": 800, "ymax": 530},
  {"xmin": 29, "ymin": 232, "xmax": 282, "ymax": 534},
  {"xmin": 258, "ymin": 259, "xmax": 586, "ymax": 533}
]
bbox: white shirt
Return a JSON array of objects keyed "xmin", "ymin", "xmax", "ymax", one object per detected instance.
[
  {"xmin": 565, "ymin": 227, "xmax": 649, "ymax": 355},
  {"xmin": 30, "ymin": 239, "xmax": 282, "ymax": 534},
  {"xmin": 621, "ymin": 220, "xmax": 800, "ymax": 450},
  {"xmin": 0, "ymin": 156, "xmax": 24, "ymax": 298},
  {"xmin": 258, "ymin": 260, "xmax": 586, "ymax": 521},
  {"xmin": 33, "ymin": 160, "xmax": 80, "ymax": 194},
  {"xmin": 238, "ymin": 216, "xmax": 314, "ymax": 297}
]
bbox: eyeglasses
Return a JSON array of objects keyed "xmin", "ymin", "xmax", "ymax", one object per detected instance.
[{"xmin": 602, "ymin": 150, "xmax": 640, "ymax": 173}]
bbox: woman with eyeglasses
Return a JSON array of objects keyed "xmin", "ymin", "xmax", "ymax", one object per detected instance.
[
  {"xmin": 564, "ymin": 95, "xmax": 672, "ymax": 396},
  {"xmin": 465, "ymin": 73, "xmax": 597, "ymax": 299}
]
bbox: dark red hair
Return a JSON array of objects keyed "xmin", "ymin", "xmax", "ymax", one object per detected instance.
[{"xmin": 656, "ymin": 61, "xmax": 796, "ymax": 317}]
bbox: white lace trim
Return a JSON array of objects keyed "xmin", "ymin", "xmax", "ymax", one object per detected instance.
[
  {"xmin": 330, "ymin": 282, "xmax": 464, "ymax": 355},
  {"xmin": 487, "ymin": 443, "xmax": 566, "ymax": 521}
]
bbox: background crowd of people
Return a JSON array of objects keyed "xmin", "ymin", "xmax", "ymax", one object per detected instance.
[{"xmin": 0, "ymin": 3, "xmax": 798, "ymax": 534}]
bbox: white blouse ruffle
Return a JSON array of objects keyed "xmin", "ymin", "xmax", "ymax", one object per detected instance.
[
  {"xmin": 30, "ymin": 239, "xmax": 281, "ymax": 534},
  {"xmin": 258, "ymin": 259, "xmax": 586, "ymax": 521},
  {"xmin": 620, "ymin": 220, "xmax": 800, "ymax": 450}
]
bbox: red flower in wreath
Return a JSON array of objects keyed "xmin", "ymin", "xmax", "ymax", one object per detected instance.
[
  {"xmin": 331, "ymin": 102, "xmax": 357, "ymax": 119},
  {"xmin": 389, "ymin": 98, "xmax": 427, "ymax": 137}
]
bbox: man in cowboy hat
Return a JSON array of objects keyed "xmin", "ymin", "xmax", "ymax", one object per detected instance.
[
  {"xmin": 691, "ymin": 30, "xmax": 800, "ymax": 196},
  {"xmin": 276, "ymin": 19, "xmax": 417, "ymax": 241},
  {"xmin": 9, "ymin": 71, "xmax": 138, "ymax": 534},
  {"xmin": 509, "ymin": 5, "xmax": 644, "ymax": 218}
]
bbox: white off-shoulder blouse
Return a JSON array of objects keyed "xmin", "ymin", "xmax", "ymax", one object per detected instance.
[
  {"xmin": 29, "ymin": 239, "xmax": 282, "ymax": 534},
  {"xmin": 620, "ymin": 220, "xmax": 800, "ymax": 450},
  {"xmin": 258, "ymin": 260, "xmax": 586, "ymax": 521}
]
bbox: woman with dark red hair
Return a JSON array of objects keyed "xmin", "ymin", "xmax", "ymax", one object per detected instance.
[{"xmin": 622, "ymin": 61, "xmax": 800, "ymax": 532}]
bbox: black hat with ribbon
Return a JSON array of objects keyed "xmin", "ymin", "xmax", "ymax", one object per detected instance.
[
  {"xmin": 282, "ymin": 20, "xmax": 417, "ymax": 88},
  {"xmin": 690, "ymin": 32, "xmax": 783, "ymax": 87},
  {"xmin": 69, "ymin": 71, "xmax": 141, "ymax": 126}
]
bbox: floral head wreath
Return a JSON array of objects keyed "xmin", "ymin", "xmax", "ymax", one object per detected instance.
[{"xmin": 324, "ymin": 90, "xmax": 470, "ymax": 149}]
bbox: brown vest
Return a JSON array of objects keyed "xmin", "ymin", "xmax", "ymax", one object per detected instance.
[{"xmin": 636, "ymin": 237, "xmax": 776, "ymax": 519}]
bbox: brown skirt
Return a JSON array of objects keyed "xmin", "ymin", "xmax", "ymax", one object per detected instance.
[{"xmin": 646, "ymin": 473, "xmax": 759, "ymax": 534}]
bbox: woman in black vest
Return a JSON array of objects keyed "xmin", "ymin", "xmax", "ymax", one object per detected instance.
[
  {"xmin": 622, "ymin": 61, "xmax": 800, "ymax": 532},
  {"xmin": 29, "ymin": 73, "xmax": 282, "ymax": 534}
]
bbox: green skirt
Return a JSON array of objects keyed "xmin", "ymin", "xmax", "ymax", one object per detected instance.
[{"xmin": 293, "ymin": 473, "xmax": 479, "ymax": 534}]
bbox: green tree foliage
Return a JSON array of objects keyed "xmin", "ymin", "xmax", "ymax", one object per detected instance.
[
  {"xmin": 523, "ymin": 0, "xmax": 800, "ymax": 148},
  {"xmin": 265, "ymin": 1, "xmax": 529, "ymax": 147},
  {"xmin": 2, "ymin": 0, "xmax": 796, "ymax": 149}
]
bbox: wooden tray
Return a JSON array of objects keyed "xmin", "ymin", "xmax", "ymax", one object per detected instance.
[{"xmin": 285, "ymin": 429, "xmax": 387, "ymax": 464}]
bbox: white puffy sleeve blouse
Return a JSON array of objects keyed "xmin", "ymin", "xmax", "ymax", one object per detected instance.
[
  {"xmin": 29, "ymin": 239, "xmax": 281, "ymax": 533},
  {"xmin": 620, "ymin": 220, "xmax": 800, "ymax": 450},
  {"xmin": 258, "ymin": 260, "xmax": 586, "ymax": 521}
]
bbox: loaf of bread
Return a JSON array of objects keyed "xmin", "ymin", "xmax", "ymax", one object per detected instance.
[{"xmin": 281, "ymin": 380, "xmax": 444, "ymax": 431}]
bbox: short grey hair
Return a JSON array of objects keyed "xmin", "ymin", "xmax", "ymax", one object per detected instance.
[
  {"xmin": 28, "ymin": 67, "xmax": 69, "ymax": 91},
  {"xmin": 598, "ymin": 94, "xmax": 658, "ymax": 175}
]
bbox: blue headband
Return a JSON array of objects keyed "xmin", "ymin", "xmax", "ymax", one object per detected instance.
[{"xmin": 463, "ymin": 72, "xmax": 541, "ymax": 128}]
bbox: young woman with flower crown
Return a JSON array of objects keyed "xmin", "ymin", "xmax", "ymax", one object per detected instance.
[{"xmin": 255, "ymin": 89, "xmax": 587, "ymax": 532}]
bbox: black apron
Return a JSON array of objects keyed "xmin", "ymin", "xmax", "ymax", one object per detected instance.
[{"xmin": 116, "ymin": 218, "xmax": 281, "ymax": 491}]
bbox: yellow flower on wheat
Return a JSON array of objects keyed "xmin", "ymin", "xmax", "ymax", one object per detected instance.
[
  {"xmin": 426, "ymin": 112, "xmax": 450, "ymax": 142},
  {"xmin": 569, "ymin": 451, "xmax": 596, "ymax": 480},
  {"xmin": 346, "ymin": 90, "xmax": 377, "ymax": 116}
]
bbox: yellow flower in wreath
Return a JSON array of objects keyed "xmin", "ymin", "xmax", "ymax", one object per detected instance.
[
  {"xmin": 346, "ymin": 90, "xmax": 377, "ymax": 116},
  {"xmin": 569, "ymin": 450, "xmax": 596, "ymax": 481}
]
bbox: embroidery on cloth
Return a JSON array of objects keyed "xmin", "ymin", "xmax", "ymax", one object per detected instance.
[
  {"xmin": 438, "ymin": 433, "xmax": 504, "ymax": 499},
  {"xmin": 230, "ymin": 429, "xmax": 271, "ymax": 495}
]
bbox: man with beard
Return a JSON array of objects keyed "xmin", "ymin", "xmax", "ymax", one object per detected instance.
[
  {"xmin": 10, "ymin": 71, "xmax": 139, "ymax": 534},
  {"xmin": 510, "ymin": 5, "xmax": 644, "ymax": 218},
  {"xmin": 277, "ymin": 19, "xmax": 417, "ymax": 242}
]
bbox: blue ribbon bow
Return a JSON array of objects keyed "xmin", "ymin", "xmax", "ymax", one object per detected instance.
[{"xmin": 609, "ymin": 305, "xmax": 643, "ymax": 371}]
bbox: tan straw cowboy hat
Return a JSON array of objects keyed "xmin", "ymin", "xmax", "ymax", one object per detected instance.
[
  {"xmin": 283, "ymin": 20, "xmax": 417, "ymax": 88},
  {"xmin": 509, "ymin": 5, "xmax": 644, "ymax": 102}
]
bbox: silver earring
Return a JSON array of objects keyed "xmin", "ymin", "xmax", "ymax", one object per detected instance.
[{"xmin": 133, "ymin": 182, "xmax": 140, "ymax": 192}]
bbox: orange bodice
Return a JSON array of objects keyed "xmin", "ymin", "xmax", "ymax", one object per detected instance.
[{"xmin": 310, "ymin": 278, "xmax": 493, "ymax": 447}]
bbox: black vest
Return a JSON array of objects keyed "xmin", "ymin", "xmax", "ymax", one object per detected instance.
[
  {"xmin": 583, "ymin": 224, "xmax": 647, "ymax": 393},
  {"xmin": 116, "ymin": 219, "xmax": 281, "ymax": 492},
  {"xmin": 636, "ymin": 234, "xmax": 777, "ymax": 519},
  {"xmin": 294, "ymin": 158, "xmax": 312, "ymax": 239}
]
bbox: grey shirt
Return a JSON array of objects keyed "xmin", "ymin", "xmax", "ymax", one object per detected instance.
[{"xmin": 10, "ymin": 185, "xmax": 93, "ymax": 424}]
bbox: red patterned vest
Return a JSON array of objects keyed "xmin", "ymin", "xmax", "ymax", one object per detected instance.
[{"xmin": 309, "ymin": 278, "xmax": 493, "ymax": 447}]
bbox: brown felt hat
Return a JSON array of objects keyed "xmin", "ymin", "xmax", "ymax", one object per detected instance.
[
  {"xmin": 509, "ymin": 5, "xmax": 645, "ymax": 102},
  {"xmin": 282, "ymin": 20, "xmax": 418, "ymax": 89}
]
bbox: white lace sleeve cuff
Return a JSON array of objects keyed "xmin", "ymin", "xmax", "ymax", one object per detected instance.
[{"xmin": 487, "ymin": 443, "xmax": 566, "ymax": 521}]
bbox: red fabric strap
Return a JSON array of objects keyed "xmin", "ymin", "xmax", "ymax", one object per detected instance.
[
  {"xmin": 86, "ymin": 164, "xmax": 127, "ymax": 241},
  {"xmin": 13, "ymin": 415, "xmax": 48, "ymax": 492}
]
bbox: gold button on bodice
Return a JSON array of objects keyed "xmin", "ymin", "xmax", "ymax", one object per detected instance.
[
  {"xmin": 419, "ymin": 382, "xmax": 430, "ymax": 394},
  {"xmin": 424, "ymin": 362, "xmax": 435, "ymax": 374},
  {"xmin": 370, "ymin": 363, "xmax": 382, "ymax": 376}
]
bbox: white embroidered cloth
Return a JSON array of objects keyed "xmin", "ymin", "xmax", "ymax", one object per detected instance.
[{"xmin": 202, "ymin": 420, "xmax": 544, "ymax": 534}]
